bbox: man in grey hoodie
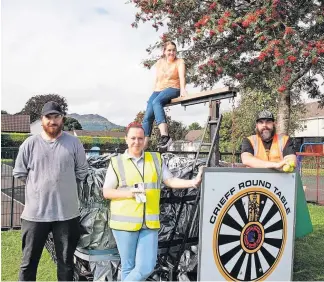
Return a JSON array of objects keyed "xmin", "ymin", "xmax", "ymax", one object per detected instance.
[{"xmin": 13, "ymin": 101, "xmax": 88, "ymax": 281}]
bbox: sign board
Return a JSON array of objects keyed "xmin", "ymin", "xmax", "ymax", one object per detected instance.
[{"xmin": 198, "ymin": 168, "xmax": 296, "ymax": 281}]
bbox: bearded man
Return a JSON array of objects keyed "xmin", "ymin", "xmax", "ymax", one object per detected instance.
[
  {"xmin": 241, "ymin": 110, "xmax": 297, "ymax": 169},
  {"xmin": 13, "ymin": 101, "xmax": 88, "ymax": 281}
]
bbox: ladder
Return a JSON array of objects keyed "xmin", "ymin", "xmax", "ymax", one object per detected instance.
[{"xmin": 163, "ymin": 111, "xmax": 223, "ymax": 281}]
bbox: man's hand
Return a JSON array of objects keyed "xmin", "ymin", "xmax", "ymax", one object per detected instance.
[{"xmin": 271, "ymin": 160, "xmax": 287, "ymax": 170}]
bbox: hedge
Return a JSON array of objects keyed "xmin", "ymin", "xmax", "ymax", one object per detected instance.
[
  {"xmin": 1, "ymin": 133, "xmax": 30, "ymax": 147},
  {"xmin": 1, "ymin": 133, "xmax": 125, "ymax": 150}
]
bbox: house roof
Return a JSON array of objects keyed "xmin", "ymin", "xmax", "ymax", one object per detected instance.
[
  {"xmin": 303, "ymin": 101, "xmax": 324, "ymax": 119},
  {"xmin": 67, "ymin": 130, "xmax": 125, "ymax": 138},
  {"xmin": 1, "ymin": 114, "xmax": 31, "ymax": 133},
  {"xmin": 185, "ymin": 129, "xmax": 203, "ymax": 142}
]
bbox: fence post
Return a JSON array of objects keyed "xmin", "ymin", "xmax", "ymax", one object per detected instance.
[
  {"xmin": 10, "ymin": 173, "xmax": 15, "ymax": 229},
  {"xmin": 316, "ymin": 156, "xmax": 320, "ymax": 203}
]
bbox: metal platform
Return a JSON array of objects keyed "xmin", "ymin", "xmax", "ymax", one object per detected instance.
[{"xmin": 166, "ymin": 86, "xmax": 237, "ymax": 107}]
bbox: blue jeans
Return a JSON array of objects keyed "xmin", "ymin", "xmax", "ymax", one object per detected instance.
[
  {"xmin": 142, "ymin": 87, "xmax": 180, "ymax": 137},
  {"xmin": 112, "ymin": 229, "xmax": 159, "ymax": 281}
]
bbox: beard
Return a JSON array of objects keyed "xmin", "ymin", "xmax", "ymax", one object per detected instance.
[
  {"xmin": 256, "ymin": 126, "xmax": 276, "ymax": 142},
  {"xmin": 42, "ymin": 122, "xmax": 63, "ymax": 138}
]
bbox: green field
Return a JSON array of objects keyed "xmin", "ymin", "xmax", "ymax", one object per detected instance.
[
  {"xmin": 293, "ymin": 204, "xmax": 324, "ymax": 281},
  {"xmin": 1, "ymin": 204, "xmax": 324, "ymax": 281},
  {"xmin": 1, "ymin": 232, "xmax": 56, "ymax": 281}
]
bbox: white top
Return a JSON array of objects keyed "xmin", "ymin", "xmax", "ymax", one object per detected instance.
[{"xmin": 103, "ymin": 150, "xmax": 173, "ymax": 189}]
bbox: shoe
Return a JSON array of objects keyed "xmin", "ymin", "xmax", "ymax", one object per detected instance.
[{"xmin": 157, "ymin": 135, "xmax": 172, "ymax": 148}]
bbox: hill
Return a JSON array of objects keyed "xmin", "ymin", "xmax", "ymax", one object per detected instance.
[{"xmin": 67, "ymin": 113, "xmax": 125, "ymax": 131}]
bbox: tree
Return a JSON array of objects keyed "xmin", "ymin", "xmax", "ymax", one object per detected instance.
[
  {"xmin": 63, "ymin": 117, "xmax": 82, "ymax": 131},
  {"xmin": 1, "ymin": 110, "xmax": 9, "ymax": 114},
  {"xmin": 219, "ymin": 111, "xmax": 233, "ymax": 152},
  {"xmin": 188, "ymin": 122, "xmax": 202, "ymax": 130},
  {"xmin": 134, "ymin": 110, "xmax": 188, "ymax": 150},
  {"xmin": 20, "ymin": 94, "xmax": 68, "ymax": 123},
  {"xmin": 130, "ymin": 0, "xmax": 324, "ymax": 134}
]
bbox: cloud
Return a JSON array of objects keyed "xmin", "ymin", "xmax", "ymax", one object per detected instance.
[{"xmin": 1, "ymin": 0, "xmax": 229, "ymax": 127}]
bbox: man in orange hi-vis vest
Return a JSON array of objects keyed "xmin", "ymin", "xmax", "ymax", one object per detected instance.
[{"xmin": 241, "ymin": 110, "xmax": 297, "ymax": 169}]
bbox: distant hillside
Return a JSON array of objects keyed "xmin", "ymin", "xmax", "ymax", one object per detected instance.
[{"xmin": 67, "ymin": 113, "xmax": 125, "ymax": 131}]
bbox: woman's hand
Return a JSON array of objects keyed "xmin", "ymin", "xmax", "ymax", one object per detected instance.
[
  {"xmin": 191, "ymin": 166, "xmax": 205, "ymax": 188},
  {"xmin": 128, "ymin": 188, "xmax": 146, "ymax": 198},
  {"xmin": 180, "ymin": 89, "xmax": 188, "ymax": 97}
]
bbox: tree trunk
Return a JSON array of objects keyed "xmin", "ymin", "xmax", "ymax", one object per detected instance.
[{"xmin": 276, "ymin": 91, "xmax": 290, "ymax": 134}]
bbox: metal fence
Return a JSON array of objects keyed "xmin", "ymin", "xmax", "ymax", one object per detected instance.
[
  {"xmin": 0, "ymin": 147, "xmax": 241, "ymax": 230},
  {"xmin": 297, "ymin": 152, "xmax": 324, "ymax": 205},
  {"xmin": 1, "ymin": 147, "xmax": 24, "ymax": 230}
]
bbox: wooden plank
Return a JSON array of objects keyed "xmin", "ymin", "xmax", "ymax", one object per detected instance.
[{"xmin": 167, "ymin": 87, "xmax": 238, "ymax": 106}]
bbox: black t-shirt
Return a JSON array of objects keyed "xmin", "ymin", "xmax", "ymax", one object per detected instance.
[{"xmin": 241, "ymin": 136, "xmax": 296, "ymax": 157}]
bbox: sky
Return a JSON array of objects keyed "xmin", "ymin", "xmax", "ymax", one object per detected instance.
[{"xmin": 1, "ymin": 0, "xmax": 231, "ymax": 127}]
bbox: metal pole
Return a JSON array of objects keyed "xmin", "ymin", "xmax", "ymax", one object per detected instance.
[
  {"xmin": 316, "ymin": 156, "xmax": 319, "ymax": 204},
  {"xmin": 209, "ymin": 100, "xmax": 220, "ymax": 166},
  {"xmin": 10, "ymin": 151, "xmax": 15, "ymax": 229}
]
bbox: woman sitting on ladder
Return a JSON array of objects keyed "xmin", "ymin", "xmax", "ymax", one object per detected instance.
[{"xmin": 142, "ymin": 41, "xmax": 187, "ymax": 149}]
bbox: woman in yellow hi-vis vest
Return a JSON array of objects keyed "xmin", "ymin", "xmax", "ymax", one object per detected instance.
[{"xmin": 103, "ymin": 122, "xmax": 203, "ymax": 281}]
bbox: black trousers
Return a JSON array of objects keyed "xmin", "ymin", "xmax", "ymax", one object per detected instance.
[{"xmin": 19, "ymin": 217, "xmax": 80, "ymax": 281}]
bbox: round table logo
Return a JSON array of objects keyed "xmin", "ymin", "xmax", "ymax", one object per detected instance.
[{"xmin": 213, "ymin": 188, "xmax": 287, "ymax": 281}]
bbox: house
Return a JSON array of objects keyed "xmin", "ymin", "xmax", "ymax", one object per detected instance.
[
  {"xmin": 294, "ymin": 101, "xmax": 324, "ymax": 154},
  {"xmin": 1, "ymin": 114, "xmax": 30, "ymax": 133},
  {"xmin": 169, "ymin": 129, "xmax": 203, "ymax": 152},
  {"xmin": 30, "ymin": 120, "xmax": 42, "ymax": 135},
  {"xmin": 294, "ymin": 101, "xmax": 324, "ymax": 137}
]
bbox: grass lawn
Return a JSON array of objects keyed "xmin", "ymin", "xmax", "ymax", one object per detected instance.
[
  {"xmin": 293, "ymin": 204, "xmax": 324, "ymax": 281},
  {"xmin": 1, "ymin": 204, "xmax": 323, "ymax": 281},
  {"xmin": 1, "ymin": 231, "xmax": 56, "ymax": 281}
]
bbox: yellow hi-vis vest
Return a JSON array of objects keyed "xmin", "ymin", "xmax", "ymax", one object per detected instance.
[
  {"xmin": 109, "ymin": 152, "xmax": 162, "ymax": 231},
  {"xmin": 247, "ymin": 134, "xmax": 289, "ymax": 162}
]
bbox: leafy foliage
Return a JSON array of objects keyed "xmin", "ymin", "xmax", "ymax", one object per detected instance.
[
  {"xmin": 1, "ymin": 110, "xmax": 9, "ymax": 114},
  {"xmin": 188, "ymin": 122, "xmax": 202, "ymax": 130},
  {"xmin": 1, "ymin": 133, "xmax": 125, "ymax": 151},
  {"xmin": 19, "ymin": 94, "xmax": 68, "ymax": 123},
  {"xmin": 1, "ymin": 133, "xmax": 31, "ymax": 147},
  {"xmin": 130, "ymin": 0, "xmax": 324, "ymax": 133},
  {"xmin": 63, "ymin": 117, "xmax": 82, "ymax": 131}
]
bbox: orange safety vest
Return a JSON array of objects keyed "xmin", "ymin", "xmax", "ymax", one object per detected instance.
[{"xmin": 247, "ymin": 134, "xmax": 289, "ymax": 162}]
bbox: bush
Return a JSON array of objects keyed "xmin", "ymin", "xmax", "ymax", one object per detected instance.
[
  {"xmin": 1, "ymin": 133, "xmax": 126, "ymax": 151},
  {"xmin": 1, "ymin": 133, "xmax": 30, "ymax": 147},
  {"xmin": 78, "ymin": 136, "xmax": 126, "ymax": 150}
]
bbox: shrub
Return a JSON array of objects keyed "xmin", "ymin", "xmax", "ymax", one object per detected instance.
[
  {"xmin": 1, "ymin": 133, "xmax": 30, "ymax": 147},
  {"xmin": 1, "ymin": 133, "xmax": 126, "ymax": 151}
]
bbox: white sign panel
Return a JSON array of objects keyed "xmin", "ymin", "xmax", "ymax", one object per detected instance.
[{"xmin": 198, "ymin": 168, "xmax": 296, "ymax": 281}]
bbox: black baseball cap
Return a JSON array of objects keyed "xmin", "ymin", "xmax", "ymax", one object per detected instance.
[
  {"xmin": 256, "ymin": 110, "xmax": 274, "ymax": 122},
  {"xmin": 41, "ymin": 101, "xmax": 63, "ymax": 116}
]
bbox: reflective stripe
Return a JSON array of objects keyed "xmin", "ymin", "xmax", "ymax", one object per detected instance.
[
  {"xmin": 110, "ymin": 214, "xmax": 143, "ymax": 223},
  {"xmin": 278, "ymin": 134, "xmax": 284, "ymax": 159},
  {"xmin": 145, "ymin": 182, "xmax": 158, "ymax": 189},
  {"xmin": 118, "ymin": 182, "xmax": 159, "ymax": 190},
  {"xmin": 252, "ymin": 135, "xmax": 258, "ymax": 156},
  {"xmin": 116, "ymin": 155, "xmax": 127, "ymax": 187},
  {"xmin": 151, "ymin": 152, "xmax": 161, "ymax": 184},
  {"xmin": 145, "ymin": 214, "xmax": 159, "ymax": 221}
]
